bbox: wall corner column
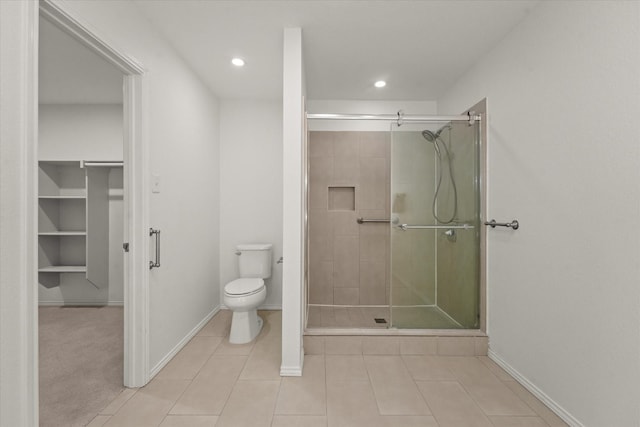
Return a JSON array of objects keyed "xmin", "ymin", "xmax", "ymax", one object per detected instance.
[
  {"xmin": 0, "ymin": 0, "xmax": 39, "ymax": 425},
  {"xmin": 281, "ymin": 27, "xmax": 305, "ymax": 376}
]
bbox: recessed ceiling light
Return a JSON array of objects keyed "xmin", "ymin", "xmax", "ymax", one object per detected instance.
[
  {"xmin": 231, "ymin": 58, "xmax": 245, "ymax": 67},
  {"xmin": 374, "ymin": 80, "xmax": 386, "ymax": 88}
]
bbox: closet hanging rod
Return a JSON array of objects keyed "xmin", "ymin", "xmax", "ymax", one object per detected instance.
[
  {"xmin": 306, "ymin": 113, "xmax": 481, "ymax": 123},
  {"xmin": 82, "ymin": 161, "xmax": 123, "ymax": 167}
]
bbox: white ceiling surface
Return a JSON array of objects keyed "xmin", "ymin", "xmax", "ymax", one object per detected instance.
[
  {"xmin": 133, "ymin": 0, "xmax": 539, "ymax": 101},
  {"xmin": 39, "ymin": 17, "xmax": 123, "ymax": 104}
]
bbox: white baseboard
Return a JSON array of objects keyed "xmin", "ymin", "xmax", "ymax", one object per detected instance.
[
  {"xmin": 260, "ymin": 304, "xmax": 282, "ymax": 310},
  {"xmin": 149, "ymin": 305, "xmax": 220, "ymax": 378},
  {"xmin": 38, "ymin": 300, "xmax": 124, "ymax": 306},
  {"xmin": 488, "ymin": 349, "xmax": 583, "ymax": 427},
  {"xmin": 280, "ymin": 349, "xmax": 304, "ymax": 376}
]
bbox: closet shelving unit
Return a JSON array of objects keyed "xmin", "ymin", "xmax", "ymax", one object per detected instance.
[{"xmin": 38, "ymin": 160, "xmax": 121, "ymax": 288}]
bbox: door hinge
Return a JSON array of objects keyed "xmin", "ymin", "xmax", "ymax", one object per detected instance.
[{"xmin": 123, "ymin": 243, "xmax": 129, "ymax": 252}]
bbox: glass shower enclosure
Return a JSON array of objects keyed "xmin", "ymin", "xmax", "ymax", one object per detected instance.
[
  {"xmin": 305, "ymin": 116, "xmax": 481, "ymax": 330},
  {"xmin": 389, "ymin": 120, "xmax": 481, "ymax": 329}
]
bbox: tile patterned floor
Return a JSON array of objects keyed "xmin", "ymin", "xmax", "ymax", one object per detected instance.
[{"xmin": 87, "ymin": 310, "xmax": 568, "ymax": 427}]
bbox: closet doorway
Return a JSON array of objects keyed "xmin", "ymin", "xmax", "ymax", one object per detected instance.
[{"xmin": 37, "ymin": 2, "xmax": 148, "ymax": 425}]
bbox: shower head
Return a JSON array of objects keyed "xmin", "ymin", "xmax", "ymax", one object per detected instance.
[
  {"xmin": 421, "ymin": 124, "xmax": 451, "ymax": 142},
  {"xmin": 421, "ymin": 130, "xmax": 438, "ymax": 142}
]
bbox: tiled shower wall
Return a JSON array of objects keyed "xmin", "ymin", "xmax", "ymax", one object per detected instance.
[{"xmin": 308, "ymin": 131, "xmax": 390, "ymax": 306}]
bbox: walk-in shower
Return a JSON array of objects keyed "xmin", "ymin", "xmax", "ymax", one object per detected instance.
[{"xmin": 305, "ymin": 111, "xmax": 483, "ymax": 331}]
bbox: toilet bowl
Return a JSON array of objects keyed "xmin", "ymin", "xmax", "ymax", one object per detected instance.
[
  {"xmin": 224, "ymin": 278, "xmax": 266, "ymax": 344},
  {"xmin": 224, "ymin": 244, "xmax": 272, "ymax": 344}
]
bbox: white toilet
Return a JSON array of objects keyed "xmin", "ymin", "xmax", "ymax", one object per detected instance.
[{"xmin": 224, "ymin": 243, "xmax": 272, "ymax": 344}]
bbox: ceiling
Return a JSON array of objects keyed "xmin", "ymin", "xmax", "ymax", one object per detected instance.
[
  {"xmin": 133, "ymin": 0, "xmax": 539, "ymax": 101},
  {"xmin": 39, "ymin": 1, "xmax": 539, "ymax": 103}
]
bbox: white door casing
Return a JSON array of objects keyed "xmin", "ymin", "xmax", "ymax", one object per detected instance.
[{"xmin": 40, "ymin": 0, "xmax": 150, "ymax": 388}]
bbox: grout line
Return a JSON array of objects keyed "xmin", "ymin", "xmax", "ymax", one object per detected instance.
[{"xmin": 401, "ymin": 352, "xmax": 435, "ymax": 418}]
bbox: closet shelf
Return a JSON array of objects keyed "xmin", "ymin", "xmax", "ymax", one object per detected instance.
[
  {"xmin": 38, "ymin": 266, "xmax": 87, "ymax": 273},
  {"xmin": 38, "ymin": 231, "xmax": 86, "ymax": 236},
  {"xmin": 39, "ymin": 195, "xmax": 86, "ymax": 199}
]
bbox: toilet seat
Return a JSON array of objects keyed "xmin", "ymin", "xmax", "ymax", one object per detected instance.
[{"xmin": 224, "ymin": 278, "xmax": 264, "ymax": 297}]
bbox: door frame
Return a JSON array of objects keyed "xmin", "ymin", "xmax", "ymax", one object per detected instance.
[{"xmin": 39, "ymin": 0, "xmax": 150, "ymax": 389}]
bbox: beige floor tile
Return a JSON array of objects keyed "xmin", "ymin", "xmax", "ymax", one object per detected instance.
[
  {"xmin": 304, "ymin": 336, "xmax": 325, "ymax": 355},
  {"xmin": 444, "ymin": 356, "xmax": 503, "ymax": 385},
  {"xmin": 363, "ymin": 336, "xmax": 400, "ymax": 355},
  {"xmin": 478, "ymin": 356, "xmax": 515, "ymax": 381},
  {"xmin": 197, "ymin": 310, "xmax": 232, "ymax": 337},
  {"xmin": 364, "ymin": 356, "xmax": 431, "ymax": 415},
  {"xmin": 416, "ymin": 381, "xmax": 493, "ymax": 427},
  {"xmin": 256, "ymin": 311, "xmax": 282, "ymax": 345},
  {"xmin": 437, "ymin": 337, "xmax": 476, "ymax": 356},
  {"xmin": 465, "ymin": 381, "xmax": 536, "ymax": 416},
  {"xmin": 214, "ymin": 337, "xmax": 255, "ymax": 355},
  {"xmin": 324, "ymin": 336, "xmax": 363, "ymax": 354},
  {"xmin": 159, "ymin": 415, "xmax": 219, "ymax": 426},
  {"xmin": 216, "ymin": 380, "xmax": 281, "ymax": 427},
  {"xmin": 325, "ymin": 355, "xmax": 369, "ymax": 382},
  {"xmin": 156, "ymin": 336, "xmax": 222, "ymax": 380},
  {"xmin": 381, "ymin": 415, "xmax": 439, "ymax": 426},
  {"xmin": 489, "ymin": 416, "xmax": 550, "ymax": 426},
  {"xmin": 100, "ymin": 388, "xmax": 138, "ymax": 415},
  {"xmin": 475, "ymin": 337, "xmax": 489, "ymax": 355},
  {"xmin": 326, "ymin": 380, "xmax": 384, "ymax": 427},
  {"xmin": 503, "ymin": 381, "xmax": 569, "ymax": 426},
  {"xmin": 105, "ymin": 379, "xmax": 190, "ymax": 427},
  {"xmin": 399, "ymin": 337, "xmax": 437, "ymax": 355},
  {"xmin": 275, "ymin": 377, "xmax": 327, "ymax": 415},
  {"xmin": 86, "ymin": 415, "xmax": 111, "ymax": 427},
  {"xmin": 239, "ymin": 341, "xmax": 282, "ymax": 380},
  {"xmin": 170, "ymin": 355, "xmax": 247, "ymax": 415},
  {"xmin": 402, "ymin": 355, "xmax": 457, "ymax": 381},
  {"xmin": 275, "ymin": 356, "xmax": 326, "ymax": 415},
  {"xmin": 271, "ymin": 415, "xmax": 328, "ymax": 427}
]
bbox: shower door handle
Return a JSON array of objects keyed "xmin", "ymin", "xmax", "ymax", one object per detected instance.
[
  {"xmin": 149, "ymin": 228, "xmax": 161, "ymax": 269},
  {"xmin": 484, "ymin": 219, "xmax": 519, "ymax": 230}
]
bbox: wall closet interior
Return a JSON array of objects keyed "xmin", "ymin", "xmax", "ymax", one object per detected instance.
[{"xmin": 38, "ymin": 104, "xmax": 124, "ymax": 306}]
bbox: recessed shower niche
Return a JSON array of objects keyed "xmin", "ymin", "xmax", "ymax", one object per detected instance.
[{"xmin": 328, "ymin": 186, "xmax": 355, "ymax": 211}]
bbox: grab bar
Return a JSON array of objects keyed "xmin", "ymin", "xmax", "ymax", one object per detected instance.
[
  {"xmin": 357, "ymin": 217, "xmax": 391, "ymax": 224},
  {"xmin": 398, "ymin": 223, "xmax": 474, "ymax": 231},
  {"xmin": 484, "ymin": 219, "xmax": 519, "ymax": 230},
  {"xmin": 149, "ymin": 228, "xmax": 161, "ymax": 269}
]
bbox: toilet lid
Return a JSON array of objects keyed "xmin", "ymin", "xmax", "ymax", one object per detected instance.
[{"xmin": 225, "ymin": 278, "xmax": 264, "ymax": 296}]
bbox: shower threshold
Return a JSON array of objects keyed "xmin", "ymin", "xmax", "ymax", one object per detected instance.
[
  {"xmin": 304, "ymin": 327, "xmax": 486, "ymax": 337},
  {"xmin": 306, "ymin": 304, "xmax": 485, "ymax": 337}
]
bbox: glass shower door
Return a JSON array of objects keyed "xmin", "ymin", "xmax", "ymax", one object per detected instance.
[{"xmin": 390, "ymin": 120, "xmax": 481, "ymax": 329}]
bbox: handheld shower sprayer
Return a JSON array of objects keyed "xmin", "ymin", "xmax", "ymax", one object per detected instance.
[{"xmin": 421, "ymin": 124, "xmax": 457, "ymax": 224}]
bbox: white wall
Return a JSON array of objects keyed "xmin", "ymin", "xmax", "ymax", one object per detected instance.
[
  {"xmin": 39, "ymin": 104, "xmax": 123, "ymax": 160},
  {"xmin": 58, "ymin": 0, "xmax": 221, "ymax": 373},
  {"xmin": 438, "ymin": 2, "xmax": 640, "ymax": 426},
  {"xmin": 219, "ymin": 100, "xmax": 283, "ymax": 308}
]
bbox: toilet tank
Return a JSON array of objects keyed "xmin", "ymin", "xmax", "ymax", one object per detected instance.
[{"xmin": 237, "ymin": 244, "xmax": 273, "ymax": 279}]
